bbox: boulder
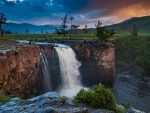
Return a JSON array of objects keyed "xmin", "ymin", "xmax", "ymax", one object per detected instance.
[{"xmin": 124, "ymin": 107, "xmax": 146, "ymax": 113}]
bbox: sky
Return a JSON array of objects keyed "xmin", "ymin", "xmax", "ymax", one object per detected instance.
[{"xmin": 0, "ymin": 0, "xmax": 150, "ymax": 28}]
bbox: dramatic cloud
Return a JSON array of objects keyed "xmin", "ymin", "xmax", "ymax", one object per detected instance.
[{"xmin": 0, "ymin": 0, "xmax": 150, "ymax": 27}]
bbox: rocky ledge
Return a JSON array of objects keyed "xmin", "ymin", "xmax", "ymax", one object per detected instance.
[
  {"xmin": 0, "ymin": 44, "xmax": 40, "ymax": 98},
  {"xmin": 0, "ymin": 92, "xmax": 145, "ymax": 113}
]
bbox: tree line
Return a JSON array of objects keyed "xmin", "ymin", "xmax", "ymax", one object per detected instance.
[
  {"xmin": 54, "ymin": 14, "xmax": 117, "ymax": 41},
  {"xmin": 0, "ymin": 12, "xmax": 138, "ymax": 41}
]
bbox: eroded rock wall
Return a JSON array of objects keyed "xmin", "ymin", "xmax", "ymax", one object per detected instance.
[
  {"xmin": 39, "ymin": 45, "xmax": 61, "ymax": 92},
  {"xmin": 0, "ymin": 45, "xmax": 40, "ymax": 98},
  {"xmin": 73, "ymin": 43, "xmax": 115, "ymax": 87}
]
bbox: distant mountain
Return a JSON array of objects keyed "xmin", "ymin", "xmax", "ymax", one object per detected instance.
[
  {"xmin": 106, "ymin": 15, "xmax": 150, "ymax": 34},
  {"xmin": 2, "ymin": 23, "xmax": 56, "ymax": 34},
  {"xmin": 2, "ymin": 15, "xmax": 150, "ymax": 34},
  {"xmin": 67, "ymin": 16, "xmax": 150, "ymax": 34}
]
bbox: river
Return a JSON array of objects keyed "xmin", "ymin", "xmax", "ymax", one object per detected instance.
[{"xmin": 112, "ymin": 67, "xmax": 150, "ymax": 112}]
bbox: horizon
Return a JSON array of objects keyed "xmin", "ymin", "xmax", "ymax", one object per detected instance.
[
  {"xmin": 1, "ymin": 0, "xmax": 150, "ymax": 28},
  {"xmin": 7, "ymin": 15, "xmax": 150, "ymax": 28}
]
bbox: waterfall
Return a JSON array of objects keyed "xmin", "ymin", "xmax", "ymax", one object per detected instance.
[
  {"xmin": 40, "ymin": 48, "xmax": 51, "ymax": 92},
  {"xmin": 55, "ymin": 44, "xmax": 82, "ymax": 98}
]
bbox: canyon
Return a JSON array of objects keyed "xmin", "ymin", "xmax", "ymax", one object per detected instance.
[{"xmin": 0, "ymin": 41, "xmax": 115, "ymax": 98}]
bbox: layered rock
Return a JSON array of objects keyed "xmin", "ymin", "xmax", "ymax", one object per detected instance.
[
  {"xmin": 73, "ymin": 42, "xmax": 115, "ymax": 87},
  {"xmin": 39, "ymin": 45, "xmax": 61, "ymax": 92},
  {"xmin": 0, "ymin": 44, "xmax": 40, "ymax": 98}
]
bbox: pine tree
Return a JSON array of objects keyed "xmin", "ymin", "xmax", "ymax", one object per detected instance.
[{"xmin": 131, "ymin": 24, "xmax": 138, "ymax": 37}]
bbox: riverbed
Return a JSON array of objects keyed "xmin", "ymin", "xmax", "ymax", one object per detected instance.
[{"xmin": 113, "ymin": 68, "xmax": 150, "ymax": 112}]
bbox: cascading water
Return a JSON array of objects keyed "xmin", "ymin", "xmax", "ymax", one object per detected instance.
[
  {"xmin": 40, "ymin": 48, "xmax": 51, "ymax": 92},
  {"xmin": 55, "ymin": 44, "xmax": 83, "ymax": 98}
]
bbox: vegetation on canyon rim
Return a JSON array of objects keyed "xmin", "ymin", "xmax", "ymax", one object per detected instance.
[
  {"xmin": 115, "ymin": 24, "xmax": 150, "ymax": 76},
  {"xmin": 73, "ymin": 83, "xmax": 128, "ymax": 113}
]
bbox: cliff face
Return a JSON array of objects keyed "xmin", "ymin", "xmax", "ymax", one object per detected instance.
[
  {"xmin": 39, "ymin": 45, "xmax": 61, "ymax": 92},
  {"xmin": 0, "ymin": 45, "xmax": 40, "ymax": 98},
  {"xmin": 0, "ymin": 42, "xmax": 115, "ymax": 98},
  {"xmin": 73, "ymin": 43, "xmax": 115, "ymax": 87}
]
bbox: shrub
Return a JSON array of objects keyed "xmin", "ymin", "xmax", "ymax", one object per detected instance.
[
  {"xmin": 61, "ymin": 96, "xmax": 66, "ymax": 104},
  {"xmin": 73, "ymin": 83, "xmax": 116, "ymax": 111},
  {"xmin": 122, "ymin": 103, "xmax": 131, "ymax": 110},
  {"xmin": 116, "ymin": 60, "xmax": 128, "ymax": 69},
  {"xmin": 116, "ymin": 36, "xmax": 150, "ymax": 75},
  {"xmin": 0, "ymin": 92, "xmax": 10, "ymax": 102}
]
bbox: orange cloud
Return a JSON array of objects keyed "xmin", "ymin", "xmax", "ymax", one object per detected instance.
[
  {"xmin": 79, "ymin": 0, "xmax": 150, "ymax": 23},
  {"xmin": 112, "ymin": 3, "xmax": 150, "ymax": 22}
]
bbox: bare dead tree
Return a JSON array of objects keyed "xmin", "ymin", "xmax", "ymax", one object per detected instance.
[
  {"xmin": 0, "ymin": 13, "xmax": 8, "ymax": 38},
  {"xmin": 25, "ymin": 28, "xmax": 29, "ymax": 34},
  {"xmin": 69, "ymin": 16, "xmax": 74, "ymax": 39},
  {"xmin": 55, "ymin": 14, "xmax": 69, "ymax": 39}
]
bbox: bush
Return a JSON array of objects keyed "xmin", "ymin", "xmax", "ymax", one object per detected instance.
[
  {"xmin": 61, "ymin": 96, "xmax": 66, "ymax": 104},
  {"xmin": 73, "ymin": 83, "xmax": 116, "ymax": 111},
  {"xmin": 116, "ymin": 36, "xmax": 150, "ymax": 75},
  {"xmin": 116, "ymin": 60, "xmax": 128, "ymax": 69},
  {"xmin": 0, "ymin": 92, "xmax": 10, "ymax": 102},
  {"xmin": 122, "ymin": 103, "xmax": 131, "ymax": 110}
]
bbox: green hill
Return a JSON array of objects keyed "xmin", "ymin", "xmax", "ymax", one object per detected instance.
[
  {"xmin": 2, "ymin": 15, "xmax": 150, "ymax": 35},
  {"xmin": 69, "ymin": 16, "xmax": 150, "ymax": 35},
  {"xmin": 106, "ymin": 15, "xmax": 150, "ymax": 34}
]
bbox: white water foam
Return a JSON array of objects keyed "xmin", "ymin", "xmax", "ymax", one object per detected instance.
[{"xmin": 55, "ymin": 44, "xmax": 83, "ymax": 98}]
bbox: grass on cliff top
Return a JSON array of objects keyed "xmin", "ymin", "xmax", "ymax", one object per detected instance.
[
  {"xmin": 0, "ymin": 92, "xmax": 11, "ymax": 102},
  {"xmin": 3, "ymin": 33, "xmax": 126, "ymax": 40},
  {"xmin": 0, "ymin": 39, "xmax": 18, "ymax": 48}
]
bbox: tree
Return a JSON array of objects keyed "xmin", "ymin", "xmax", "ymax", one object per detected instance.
[
  {"xmin": 3, "ymin": 30, "xmax": 12, "ymax": 34},
  {"xmin": 45, "ymin": 31, "xmax": 49, "ymax": 34},
  {"xmin": 69, "ymin": 16, "xmax": 80, "ymax": 39},
  {"xmin": 41, "ymin": 28, "xmax": 43, "ymax": 34},
  {"xmin": 0, "ymin": 13, "xmax": 8, "ymax": 38},
  {"xmin": 95, "ymin": 21, "xmax": 115, "ymax": 41},
  {"xmin": 131, "ymin": 24, "xmax": 138, "ymax": 36},
  {"xmin": 82, "ymin": 25, "xmax": 88, "ymax": 36},
  {"xmin": 69, "ymin": 16, "xmax": 74, "ymax": 39},
  {"xmin": 25, "ymin": 28, "xmax": 29, "ymax": 34},
  {"xmin": 55, "ymin": 14, "xmax": 68, "ymax": 39}
]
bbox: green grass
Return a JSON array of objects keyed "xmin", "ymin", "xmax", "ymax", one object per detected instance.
[
  {"xmin": 0, "ymin": 39, "xmax": 18, "ymax": 47},
  {"xmin": 0, "ymin": 92, "xmax": 11, "ymax": 102},
  {"xmin": 3, "ymin": 34, "xmax": 96, "ymax": 40},
  {"xmin": 3, "ymin": 33, "xmax": 150, "ymax": 41}
]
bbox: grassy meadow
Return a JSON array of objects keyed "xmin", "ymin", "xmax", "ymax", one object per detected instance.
[{"xmin": 3, "ymin": 33, "xmax": 150, "ymax": 41}]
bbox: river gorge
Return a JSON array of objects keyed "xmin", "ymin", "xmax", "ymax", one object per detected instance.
[{"xmin": 0, "ymin": 41, "xmax": 149, "ymax": 112}]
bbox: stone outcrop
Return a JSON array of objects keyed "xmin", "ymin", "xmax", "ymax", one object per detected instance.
[
  {"xmin": 0, "ymin": 91, "xmax": 145, "ymax": 113},
  {"xmin": 0, "ymin": 44, "xmax": 40, "ymax": 98},
  {"xmin": 73, "ymin": 42, "xmax": 115, "ymax": 87},
  {"xmin": 0, "ymin": 92, "xmax": 88, "ymax": 113}
]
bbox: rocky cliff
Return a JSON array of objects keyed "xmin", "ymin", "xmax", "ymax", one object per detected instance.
[
  {"xmin": 39, "ymin": 45, "xmax": 61, "ymax": 92},
  {"xmin": 0, "ymin": 44, "xmax": 40, "ymax": 98},
  {"xmin": 0, "ymin": 42, "xmax": 115, "ymax": 98},
  {"xmin": 73, "ymin": 42, "xmax": 115, "ymax": 87}
]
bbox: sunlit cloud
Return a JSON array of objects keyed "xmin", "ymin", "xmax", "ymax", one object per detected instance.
[{"xmin": 1, "ymin": 0, "xmax": 150, "ymax": 26}]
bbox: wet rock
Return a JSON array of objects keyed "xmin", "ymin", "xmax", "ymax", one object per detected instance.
[
  {"xmin": 0, "ymin": 92, "xmax": 88, "ymax": 113},
  {"xmin": 91, "ymin": 109, "xmax": 115, "ymax": 113},
  {"xmin": 26, "ymin": 92, "xmax": 60, "ymax": 103},
  {"xmin": 124, "ymin": 107, "xmax": 146, "ymax": 113},
  {"xmin": 11, "ymin": 97, "xmax": 21, "ymax": 101},
  {"xmin": 116, "ymin": 104, "xmax": 125, "ymax": 110}
]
